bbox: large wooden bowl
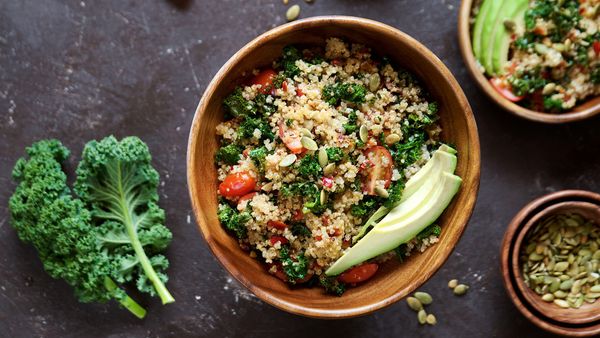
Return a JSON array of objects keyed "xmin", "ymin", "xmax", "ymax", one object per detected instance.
[
  {"xmin": 458, "ymin": 0, "xmax": 600, "ymax": 123},
  {"xmin": 501, "ymin": 190, "xmax": 600, "ymax": 336},
  {"xmin": 187, "ymin": 16, "xmax": 481, "ymax": 318}
]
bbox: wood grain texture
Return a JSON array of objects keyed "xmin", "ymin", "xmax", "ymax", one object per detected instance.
[
  {"xmin": 458, "ymin": 0, "xmax": 600, "ymax": 124},
  {"xmin": 502, "ymin": 191, "xmax": 600, "ymax": 336},
  {"xmin": 187, "ymin": 16, "xmax": 481, "ymax": 318}
]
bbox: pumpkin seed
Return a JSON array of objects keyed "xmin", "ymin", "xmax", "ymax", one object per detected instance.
[
  {"xmin": 448, "ymin": 279, "xmax": 458, "ymax": 289},
  {"xmin": 286, "ymin": 4, "xmax": 300, "ymax": 21},
  {"xmin": 453, "ymin": 284, "xmax": 469, "ymax": 296},
  {"xmin": 591, "ymin": 285, "xmax": 600, "ymax": 293},
  {"xmin": 375, "ymin": 186, "xmax": 389, "ymax": 198},
  {"xmin": 553, "ymin": 290, "xmax": 567, "ymax": 298},
  {"xmin": 414, "ymin": 292, "xmax": 433, "ymax": 305},
  {"xmin": 553, "ymin": 299, "xmax": 570, "ymax": 308},
  {"xmin": 542, "ymin": 293, "xmax": 554, "ymax": 302},
  {"xmin": 320, "ymin": 190, "xmax": 327, "ymax": 205},
  {"xmin": 323, "ymin": 163, "xmax": 336, "ymax": 176},
  {"xmin": 301, "ymin": 136, "xmax": 318, "ymax": 151},
  {"xmin": 426, "ymin": 314, "xmax": 437, "ymax": 325},
  {"xmin": 359, "ymin": 125, "xmax": 369, "ymax": 143},
  {"xmin": 554, "ymin": 261, "xmax": 569, "ymax": 272},
  {"xmin": 559, "ymin": 279, "xmax": 573, "ymax": 291},
  {"xmin": 369, "ymin": 73, "xmax": 381, "ymax": 92},
  {"xmin": 385, "ymin": 133, "xmax": 401, "ymax": 145},
  {"xmin": 300, "ymin": 128, "xmax": 313, "ymax": 137},
  {"xmin": 542, "ymin": 83, "xmax": 556, "ymax": 95},
  {"xmin": 318, "ymin": 148, "xmax": 328, "ymax": 167},
  {"xmin": 417, "ymin": 310, "xmax": 427, "ymax": 325},
  {"xmin": 279, "ymin": 154, "xmax": 297, "ymax": 167},
  {"xmin": 406, "ymin": 297, "xmax": 422, "ymax": 311}
]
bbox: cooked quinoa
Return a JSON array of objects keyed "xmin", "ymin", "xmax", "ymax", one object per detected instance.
[{"xmin": 215, "ymin": 38, "xmax": 443, "ymax": 294}]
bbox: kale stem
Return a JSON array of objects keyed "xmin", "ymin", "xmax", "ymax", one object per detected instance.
[
  {"xmin": 104, "ymin": 277, "xmax": 147, "ymax": 319},
  {"xmin": 115, "ymin": 165, "xmax": 175, "ymax": 305}
]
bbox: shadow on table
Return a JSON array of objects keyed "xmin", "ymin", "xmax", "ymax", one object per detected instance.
[{"xmin": 166, "ymin": 0, "xmax": 192, "ymax": 10}]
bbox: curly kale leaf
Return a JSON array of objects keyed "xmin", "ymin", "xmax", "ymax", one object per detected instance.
[
  {"xmin": 215, "ymin": 144, "xmax": 242, "ymax": 165},
  {"xmin": 74, "ymin": 136, "xmax": 174, "ymax": 305},
  {"xmin": 279, "ymin": 246, "xmax": 308, "ymax": 284},
  {"xmin": 384, "ymin": 180, "xmax": 405, "ymax": 209},
  {"xmin": 280, "ymin": 182, "xmax": 327, "ymax": 214},
  {"xmin": 296, "ymin": 154, "xmax": 322, "ymax": 179},
  {"xmin": 249, "ymin": 146, "xmax": 269, "ymax": 172},
  {"xmin": 392, "ymin": 132, "xmax": 425, "ymax": 169},
  {"xmin": 217, "ymin": 203, "xmax": 250, "ymax": 239},
  {"xmin": 282, "ymin": 45, "xmax": 302, "ymax": 78},
  {"xmin": 323, "ymin": 83, "xmax": 367, "ymax": 106},
  {"xmin": 416, "ymin": 224, "xmax": 442, "ymax": 241},
  {"xmin": 319, "ymin": 275, "xmax": 346, "ymax": 296},
  {"xmin": 9, "ymin": 140, "xmax": 146, "ymax": 318},
  {"xmin": 238, "ymin": 116, "xmax": 275, "ymax": 141},
  {"xmin": 223, "ymin": 88, "xmax": 257, "ymax": 118},
  {"xmin": 326, "ymin": 147, "xmax": 344, "ymax": 163},
  {"xmin": 351, "ymin": 197, "xmax": 378, "ymax": 218}
]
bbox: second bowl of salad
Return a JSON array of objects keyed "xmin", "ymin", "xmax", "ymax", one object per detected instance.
[
  {"xmin": 188, "ymin": 16, "xmax": 480, "ymax": 318},
  {"xmin": 459, "ymin": 0, "xmax": 600, "ymax": 123}
]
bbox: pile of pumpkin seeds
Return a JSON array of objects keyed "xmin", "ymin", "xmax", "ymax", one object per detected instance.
[
  {"xmin": 406, "ymin": 292, "xmax": 437, "ymax": 326},
  {"xmin": 521, "ymin": 212, "xmax": 600, "ymax": 309}
]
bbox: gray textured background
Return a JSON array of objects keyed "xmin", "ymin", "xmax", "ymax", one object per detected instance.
[{"xmin": 1, "ymin": 0, "xmax": 599, "ymax": 337}]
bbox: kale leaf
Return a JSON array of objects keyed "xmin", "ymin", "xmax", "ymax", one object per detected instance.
[
  {"xmin": 326, "ymin": 147, "xmax": 345, "ymax": 163},
  {"xmin": 282, "ymin": 45, "xmax": 302, "ymax": 79},
  {"xmin": 223, "ymin": 87, "xmax": 257, "ymax": 118},
  {"xmin": 343, "ymin": 110, "xmax": 359, "ymax": 134},
  {"xmin": 297, "ymin": 154, "xmax": 322, "ymax": 179},
  {"xmin": 215, "ymin": 144, "xmax": 242, "ymax": 165},
  {"xmin": 416, "ymin": 224, "xmax": 442, "ymax": 241},
  {"xmin": 217, "ymin": 203, "xmax": 251, "ymax": 239},
  {"xmin": 322, "ymin": 83, "xmax": 367, "ymax": 106},
  {"xmin": 279, "ymin": 246, "xmax": 308, "ymax": 284}
]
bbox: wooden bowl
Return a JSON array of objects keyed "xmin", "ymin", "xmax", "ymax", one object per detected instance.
[
  {"xmin": 458, "ymin": 0, "xmax": 600, "ymax": 123},
  {"xmin": 187, "ymin": 16, "xmax": 481, "ymax": 318},
  {"xmin": 501, "ymin": 190, "xmax": 600, "ymax": 336}
]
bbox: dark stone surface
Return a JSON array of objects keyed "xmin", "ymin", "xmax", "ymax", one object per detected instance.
[{"xmin": 1, "ymin": 0, "xmax": 599, "ymax": 337}]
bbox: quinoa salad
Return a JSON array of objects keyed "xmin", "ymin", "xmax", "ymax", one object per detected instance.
[
  {"xmin": 472, "ymin": 0, "xmax": 600, "ymax": 113},
  {"xmin": 214, "ymin": 38, "xmax": 445, "ymax": 295}
]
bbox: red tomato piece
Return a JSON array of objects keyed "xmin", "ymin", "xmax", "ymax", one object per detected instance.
[
  {"xmin": 337, "ymin": 263, "xmax": 379, "ymax": 284},
  {"xmin": 489, "ymin": 77, "xmax": 524, "ymax": 102},
  {"xmin": 292, "ymin": 209, "xmax": 303, "ymax": 221},
  {"xmin": 296, "ymin": 88, "xmax": 304, "ymax": 96},
  {"xmin": 278, "ymin": 121, "xmax": 303, "ymax": 154},
  {"xmin": 282, "ymin": 81, "xmax": 288, "ymax": 92},
  {"xmin": 594, "ymin": 41, "xmax": 600, "ymax": 56},
  {"xmin": 361, "ymin": 146, "xmax": 393, "ymax": 195},
  {"xmin": 270, "ymin": 236, "xmax": 288, "ymax": 246},
  {"xmin": 251, "ymin": 69, "xmax": 277, "ymax": 94},
  {"xmin": 322, "ymin": 176, "xmax": 334, "ymax": 188},
  {"xmin": 267, "ymin": 220, "xmax": 288, "ymax": 230},
  {"xmin": 237, "ymin": 192, "xmax": 256, "ymax": 205},
  {"xmin": 218, "ymin": 171, "xmax": 257, "ymax": 198},
  {"xmin": 268, "ymin": 262, "xmax": 288, "ymax": 282}
]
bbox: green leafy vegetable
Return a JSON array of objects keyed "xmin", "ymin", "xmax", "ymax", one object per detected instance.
[
  {"xmin": 215, "ymin": 144, "xmax": 242, "ymax": 165},
  {"xmin": 351, "ymin": 197, "xmax": 378, "ymax": 218},
  {"xmin": 279, "ymin": 246, "xmax": 308, "ymax": 284},
  {"xmin": 416, "ymin": 224, "xmax": 442, "ymax": 241},
  {"xmin": 322, "ymin": 83, "xmax": 367, "ymax": 106},
  {"xmin": 249, "ymin": 146, "xmax": 269, "ymax": 172},
  {"xmin": 326, "ymin": 147, "xmax": 344, "ymax": 163},
  {"xmin": 218, "ymin": 203, "xmax": 250, "ymax": 239},
  {"xmin": 509, "ymin": 71, "xmax": 546, "ymax": 97},
  {"xmin": 319, "ymin": 275, "xmax": 346, "ymax": 296},
  {"xmin": 343, "ymin": 110, "xmax": 358, "ymax": 134},
  {"xmin": 296, "ymin": 154, "xmax": 322, "ymax": 179},
  {"xmin": 383, "ymin": 180, "xmax": 404, "ymax": 209},
  {"xmin": 238, "ymin": 116, "xmax": 275, "ymax": 141},
  {"xmin": 282, "ymin": 45, "xmax": 301, "ymax": 78},
  {"xmin": 543, "ymin": 96, "xmax": 564, "ymax": 112},
  {"xmin": 9, "ymin": 140, "xmax": 149, "ymax": 319},
  {"xmin": 392, "ymin": 132, "xmax": 425, "ymax": 169},
  {"xmin": 223, "ymin": 87, "xmax": 257, "ymax": 118},
  {"xmin": 74, "ymin": 136, "xmax": 174, "ymax": 305},
  {"xmin": 290, "ymin": 223, "xmax": 311, "ymax": 236}
]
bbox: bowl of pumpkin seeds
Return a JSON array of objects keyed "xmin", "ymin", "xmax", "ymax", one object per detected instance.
[{"xmin": 502, "ymin": 190, "xmax": 600, "ymax": 336}]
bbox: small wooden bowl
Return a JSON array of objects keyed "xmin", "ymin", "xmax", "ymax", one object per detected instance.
[
  {"xmin": 187, "ymin": 16, "xmax": 481, "ymax": 318},
  {"xmin": 458, "ymin": 0, "xmax": 600, "ymax": 123},
  {"xmin": 502, "ymin": 190, "xmax": 600, "ymax": 336}
]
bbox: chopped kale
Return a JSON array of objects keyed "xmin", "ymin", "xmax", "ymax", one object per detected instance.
[
  {"xmin": 255, "ymin": 93, "xmax": 276, "ymax": 117},
  {"xmin": 416, "ymin": 224, "xmax": 442, "ymax": 241},
  {"xmin": 384, "ymin": 180, "xmax": 404, "ymax": 209},
  {"xmin": 326, "ymin": 147, "xmax": 344, "ymax": 163},
  {"xmin": 343, "ymin": 110, "xmax": 358, "ymax": 134},
  {"xmin": 322, "ymin": 83, "xmax": 367, "ymax": 106},
  {"xmin": 282, "ymin": 45, "xmax": 302, "ymax": 79},
  {"xmin": 392, "ymin": 131, "xmax": 425, "ymax": 169},
  {"xmin": 351, "ymin": 197, "xmax": 378, "ymax": 218},
  {"xmin": 215, "ymin": 144, "xmax": 242, "ymax": 165},
  {"xmin": 279, "ymin": 246, "xmax": 308, "ymax": 284},
  {"xmin": 297, "ymin": 154, "xmax": 322, "ymax": 179},
  {"xmin": 218, "ymin": 203, "xmax": 250, "ymax": 239},
  {"xmin": 223, "ymin": 88, "xmax": 257, "ymax": 118},
  {"xmin": 395, "ymin": 244, "xmax": 408, "ymax": 262},
  {"xmin": 591, "ymin": 67, "xmax": 600, "ymax": 85},
  {"xmin": 319, "ymin": 275, "xmax": 346, "ymax": 296},
  {"xmin": 238, "ymin": 116, "xmax": 275, "ymax": 141},
  {"xmin": 291, "ymin": 223, "xmax": 311, "ymax": 237},
  {"xmin": 509, "ymin": 71, "xmax": 546, "ymax": 97},
  {"xmin": 543, "ymin": 96, "xmax": 563, "ymax": 112},
  {"xmin": 280, "ymin": 182, "xmax": 326, "ymax": 214},
  {"xmin": 249, "ymin": 146, "xmax": 269, "ymax": 172}
]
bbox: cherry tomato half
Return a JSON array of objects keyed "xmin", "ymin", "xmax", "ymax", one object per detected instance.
[
  {"xmin": 489, "ymin": 77, "xmax": 524, "ymax": 102},
  {"xmin": 338, "ymin": 263, "xmax": 379, "ymax": 284},
  {"xmin": 361, "ymin": 146, "xmax": 393, "ymax": 195},
  {"xmin": 237, "ymin": 192, "xmax": 256, "ymax": 205},
  {"xmin": 594, "ymin": 41, "xmax": 600, "ymax": 56},
  {"xmin": 218, "ymin": 171, "xmax": 256, "ymax": 198},
  {"xmin": 251, "ymin": 69, "xmax": 277, "ymax": 94},
  {"xmin": 270, "ymin": 236, "xmax": 288, "ymax": 246}
]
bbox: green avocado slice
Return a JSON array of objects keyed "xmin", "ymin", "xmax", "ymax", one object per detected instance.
[
  {"xmin": 326, "ymin": 172, "xmax": 462, "ymax": 276},
  {"xmin": 472, "ymin": 0, "xmax": 494, "ymax": 60},
  {"xmin": 492, "ymin": 0, "xmax": 529, "ymax": 75},
  {"xmin": 480, "ymin": 0, "xmax": 507, "ymax": 74}
]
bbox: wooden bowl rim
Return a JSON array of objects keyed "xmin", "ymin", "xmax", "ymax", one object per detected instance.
[
  {"xmin": 187, "ymin": 15, "xmax": 481, "ymax": 318},
  {"xmin": 501, "ymin": 190, "xmax": 600, "ymax": 336},
  {"xmin": 511, "ymin": 201, "xmax": 600, "ymax": 325},
  {"xmin": 458, "ymin": 0, "xmax": 600, "ymax": 124}
]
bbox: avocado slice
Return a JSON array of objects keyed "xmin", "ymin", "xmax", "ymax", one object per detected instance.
[
  {"xmin": 352, "ymin": 146, "xmax": 457, "ymax": 242},
  {"xmin": 492, "ymin": 0, "xmax": 529, "ymax": 75},
  {"xmin": 479, "ymin": 0, "xmax": 506, "ymax": 74},
  {"xmin": 472, "ymin": 0, "xmax": 494, "ymax": 60},
  {"xmin": 326, "ymin": 172, "xmax": 462, "ymax": 276}
]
